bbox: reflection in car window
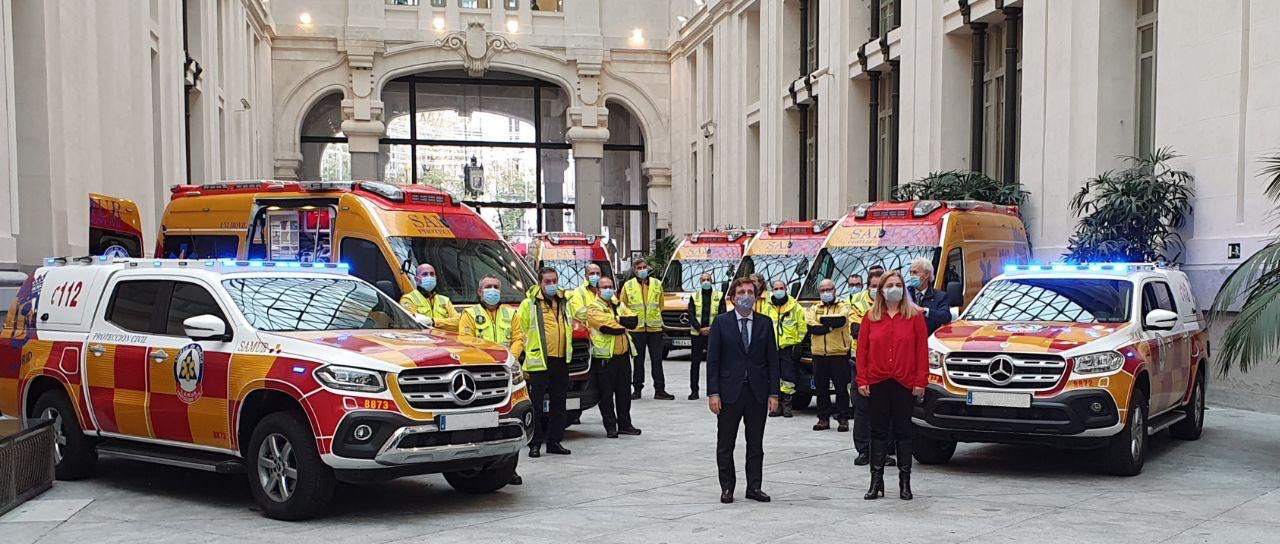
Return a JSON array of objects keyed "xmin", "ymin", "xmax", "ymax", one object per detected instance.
[
  {"xmin": 107, "ymin": 280, "xmax": 167, "ymax": 333},
  {"xmin": 964, "ymin": 278, "xmax": 1133, "ymax": 323},
  {"xmin": 388, "ymin": 237, "xmax": 533, "ymax": 304},
  {"xmin": 223, "ymin": 277, "xmax": 421, "ymax": 331},
  {"xmin": 737, "ymin": 255, "xmax": 813, "ymax": 292},
  {"xmin": 800, "ymin": 246, "xmax": 939, "ymax": 300},
  {"xmin": 165, "ymin": 283, "xmax": 227, "ymax": 336},
  {"xmin": 663, "ymin": 258, "xmax": 739, "ymax": 292},
  {"xmin": 541, "ymin": 259, "xmax": 614, "ymax": 291}
]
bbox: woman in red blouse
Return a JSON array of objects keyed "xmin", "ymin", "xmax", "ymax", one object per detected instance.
[{"xmin": 855, "ymin": 271, "xmax": 929, "ymax": 501}]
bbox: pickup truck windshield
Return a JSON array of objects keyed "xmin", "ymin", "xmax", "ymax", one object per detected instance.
[
  {"xmin": 963, "ymin": 278, "xmax": 1133, "ymax": 323},
  {"xmin": 223, "ymin": 277, "xmax": 422, "ymax": 331}
]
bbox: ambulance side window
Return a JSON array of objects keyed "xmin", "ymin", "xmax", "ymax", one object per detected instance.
[
  {"xmin": 164, "ymin": 282, "xmax": 229, "ymax": 337},
  {"xmin": 106, "ymin": 280, "xmax": 171, "ymax": 334},
  {"xmin": 341, "ymin": 237, "xmax": 399, "ymax": 298},
  {"xmin": 943, "ymin": 247, "xmax": 963, "ymax": 287}
]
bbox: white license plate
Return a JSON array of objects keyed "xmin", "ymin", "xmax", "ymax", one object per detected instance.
[
  {"xmin": 967, "ymin": 391, "xmax": 1032, "ymax": 409},
  {"xmin": 439, "ymin": 411, "xmax": 498, "ymax": 431},
  {"xmin": 672, "ymin": 338, "xmax": 691, "ymax": 347},
  {"xmin": 543, "ymin": 398, "xmax": 583, "ymax": 411}
]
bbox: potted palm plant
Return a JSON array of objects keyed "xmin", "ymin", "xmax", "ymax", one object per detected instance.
[
  {"xmin": 1064, "ymin": 148, "xmax": 1194, "ymax": 264},
  {"xmin": 892, "ymin": 170, "xmax": 1030, "ymax": 207}
]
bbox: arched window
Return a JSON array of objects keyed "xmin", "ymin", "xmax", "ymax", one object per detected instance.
[{"xmin": 299, "ymin": 93, "xmax": 350, "ymax": 180}]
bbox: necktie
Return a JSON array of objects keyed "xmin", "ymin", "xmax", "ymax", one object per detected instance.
[{"xmin": 740, "ymin": 318, "xmax": 750, "ymax": 350}]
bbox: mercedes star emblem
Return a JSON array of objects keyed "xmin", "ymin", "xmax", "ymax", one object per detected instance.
[
  {"xmin": 451, "ymin": 370, "xmax": 478, "ymax": 405},
  {"xmin": 679, "ymin": 313, "xmax": 690, "ymax": 325},
  {"xmin": 987, "ymin": 356, "xmax": 1016, "ymax": 386}
]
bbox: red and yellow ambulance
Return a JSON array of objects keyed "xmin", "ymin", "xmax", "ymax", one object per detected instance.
[
  {"xmin": 737, "ymin": 220, "xmax": 835, "ymax": 297},
  {"xmin": 659, "ymin": 229, "xmax": 755, "ymax": 352},
  {"xmin": 89, "ymin": 194, "xmax": 145, "ymax": 258},
  {"xmin": 527, "ymin": 232, "xmax": 615, "ymax": 291}
]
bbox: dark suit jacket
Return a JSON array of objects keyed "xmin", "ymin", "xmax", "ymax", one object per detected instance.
[
  {"xmin": 706, "ymin": 311, "xmax": 781, "ymax": 404},
  {"xmin": 912, "ymin": 286, "xmax": 953, "ymax": 334}
]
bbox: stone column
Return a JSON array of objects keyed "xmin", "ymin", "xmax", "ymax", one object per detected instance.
[
  {"xmin": 275, "ymin": 153, "xmax": 302, "ymax": 181},
  {"xmin": 542, "ymin": 151, "xmax": 569, "ymax": 231},
  {"xmin": 643, "ymin": 163, "xmax": 672, "ymax": 232},
  {"xmin": 342, "ymin": 119, "xmax": 385, "ymax": 181},
  {"xmin": 567, "ymin": 125, "xmax": 608, "ymax": 235}
]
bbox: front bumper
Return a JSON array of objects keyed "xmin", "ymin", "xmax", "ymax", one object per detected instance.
[
  {"xmin": 912, "ymin": 384, "xmax": 1122, "ymax": 448},
  {"xmin": 662, "ymin": 330, "xmax": 692, "ymax": 350},
  {"xmin": 324, "ymin": 400, "xmax": 533, "ymax": 476}
]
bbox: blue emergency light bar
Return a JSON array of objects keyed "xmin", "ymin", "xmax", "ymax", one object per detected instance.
[
  {"xmin": 45, "ymin": 256, "xmax": 349, "ymax": 272},
  {"xmin": 1003, "ymin": 263, "xmax": 1162, "ymax": 274}
]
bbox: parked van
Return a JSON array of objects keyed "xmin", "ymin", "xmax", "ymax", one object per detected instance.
[
  {"xmin": 527, "ymin": 232, "xmax": 615, "ymax": 290},
  {"xmin": 155, "ymin": 180, "xmax": 597, "ymax": 416},
  {"xmin": 89, "ymin": 194, "xmax": 145, "ymax": 258},
  {"xmin": 736, "ymin": 220, "xmax": 835, "ymax": 297},
  {"xmin": 659, "ymin": 229, "xmax": 754, "ymax": 352}
]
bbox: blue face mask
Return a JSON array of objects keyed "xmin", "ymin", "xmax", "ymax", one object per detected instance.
[
  {"xmin": 482, "ymin": 288, "xmax": 501, "ymax": 306},
  {"xmin": 868, "ymin": 288, "xmax": 878, "ymax": 299},
  {"xmin": 906, "ymin": 275, "xmax": 923, "ymax": 289},
  {"xmin": 543, "ymin": 283, "xmax": 560, "ymax": 297},
  {"xmin": 773, "ymin": 289, "xmax": 787, "ymax": 300},
  {"xmin": 848, "ymin": 285, "xmax": 864, "ymax": 294},
  {"xmin": 588, "ymin": 274, "xmax": 600, "ymax": 287},
  {"xmin": 636, "ymin": 269, "xmax": 649, "ymax": 280},
  {"xmin": 600, "ymin": 288, "xmax": 616, "ymax": 301},
  {"xmin": 419, "ymin": 276, "xmax": 437, "ymax": 291},
  {"xmin": 820, "ymin": 292, "xmax": 835, "ymax": 304},
  {"xmin": 701, "ymin": 281, "xmax": 712, "ymax": 291}
]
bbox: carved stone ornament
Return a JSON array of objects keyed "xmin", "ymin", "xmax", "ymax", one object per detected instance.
[{"xmin": 436, "ymin": 22, "xmax": 517, "ymax": 77}]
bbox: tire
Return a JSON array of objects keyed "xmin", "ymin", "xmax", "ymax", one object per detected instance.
[
  {"xmin": 790, "ymin": 392, "xmax": 812, "ymax": 410},
  {"xmin": 246, "ymin": 411, "xmax": 336, "ymax": 521},
  {"xmin": 30, "ymin": 389, "xmax": 97, "ymax": 480},
  {"xmin": 444, "ymin": 455, "xmax": 518, "ymax": 494},
  {"xmin": 1170, "ymin": 371, "xmax": 1205, "ymax": 441},
  {"xmin": 1105, "ymin": 388, "xmax": 1148, "ymax": 477},
  {"xmin": 912, "ymin": 431, "xmax": 957, "ymax": 465}
]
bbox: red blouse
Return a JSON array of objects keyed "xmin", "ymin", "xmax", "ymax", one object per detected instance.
[{"xmin": 855, "ymin": 311, "xmax": 930, "ymax": 389}]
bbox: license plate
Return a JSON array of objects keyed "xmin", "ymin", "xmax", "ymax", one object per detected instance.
[
  {"xmin": 439, "ymin": 411, "xmax": 498, "ymax": 431},
  {"xmin": 672, "ymin": 338, "xmax": 691, "ymax": 347},
  {"xmin": 967, "ymin": 391, "xmax": 1032, "ymax": 409},
  {"xmin": 543, "ymin": 398, "xmax": 583, "ymax": 411}
]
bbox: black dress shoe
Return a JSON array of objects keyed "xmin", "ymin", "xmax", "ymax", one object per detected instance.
[
  {"xmin": 618, "ymin": 426, "xmax": 642, "ymax": 436},
  {"xmin": 528, "ymin": 446, "xmax": 541, "ymax": 458},
  {"xmin": 546, "ymin": 443, "xmax": 572, "ymax": 455},
  {"xmin": 745, "ymin": 489, "xmax": 771, "ymax": 503},
  {"xmin": 654, "ymin": 391, "xmax": 675, "ymax": 400},
  {"xmin": 885, "ymin": 455, "xmax": 897, "ymax": 467},
  {"xmin": 720, "ymin": 490, "xmax": 734, "ymax": 504},
  {"xmin": 606, "ymin": 429, "xmax": 619, "ymax": 438},
  {"xmin": 854, "ymin": 453, "xmax": 870, "ymax": 466},
  {"xmin": 688, "ymin": 392, "xmax": 700, "ymax": 400},
  {"xmin": 509, "ymin": 473, "xmax": 523, "ymax": 485}
]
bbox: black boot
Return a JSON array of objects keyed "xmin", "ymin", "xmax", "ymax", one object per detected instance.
[
  {"xmin": 782, "ymin": 394, "xmax": 793, "ymax": 418},
  {"xmin": 898, "ymin": 440, "xmax": 914, "ymax": 501},
  {"xmin": 864, "ymin": 456, "xmax": 885, "ymax": 500}
]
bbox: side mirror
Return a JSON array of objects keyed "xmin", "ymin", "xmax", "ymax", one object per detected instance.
[
  {"xmin": 184, "ymin": 315, "xmax": 227, "ymax": 341},
  {"xmin": 414, "ymin": 314, "xmax": 435, "ymax": 328},
  {"xmin": 1144, "ymin": 309, "xmax": 1178, "ymax": 330},
  {"xmin": 945, "ymin": 281, "xmax": 964, "ymax": 308}
]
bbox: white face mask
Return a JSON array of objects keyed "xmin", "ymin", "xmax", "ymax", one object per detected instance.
[{"xmin": 883, "ymin": 287, "xmax": 904, "ymax": 303}]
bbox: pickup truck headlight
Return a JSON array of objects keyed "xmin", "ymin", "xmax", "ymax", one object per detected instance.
[
  {"xmin": 929, "ymin": 350, "xmax": 944, "ymax": 370},
  {"xmin": 1072, "ymin": 351, "xmax": 1125, "ymax": 375},
  {"xmin": 505, "ymin": 353, "xmax": 525, "ymax": 386},
  {"xmin": 315, "ymin": 365, "xmax": 386, "ymax": 393}
]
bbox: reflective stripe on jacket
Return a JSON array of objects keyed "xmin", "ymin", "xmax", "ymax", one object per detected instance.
[
  {"xmin": 399, "ymin": 289, "xmax": 460, "ymax": 332},
  {"xmin": 511, "ymin": 285, "xmax": 573, "ymax": 372},
  {"xmin": 459, "ymin": 305, "xmax": 515, "ymax": 347},
  {"xmin": 621, "ymin": 277, "xmax": 663, "ymax": 331}
]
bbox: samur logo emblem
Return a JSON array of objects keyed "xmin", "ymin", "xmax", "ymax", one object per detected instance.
[{"xmin": 174, "ymin": 343, "xmax": 206, "ymax": 404}]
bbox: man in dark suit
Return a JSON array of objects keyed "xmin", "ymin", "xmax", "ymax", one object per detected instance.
[
  {"xmin": 908, "ymin": 257, "xmax": 953, "ymax": 334},
  {"xmin": 707, "ymin": 277, "xmax": 781, "ymax": 504}
]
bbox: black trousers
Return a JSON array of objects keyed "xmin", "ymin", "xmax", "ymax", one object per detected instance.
[
  {"xmin": 596, "ymin": 353, "xmax": 634, "ymax": 431},
  {"xmin": 716, "ymin": 387, "xmax": 767, "ymax": 492},
  {"xmin": 527, "ymin": 356, "xmax": 569, "ymax": 446},
  {"xmin": 778, "ymin": 346, "xmax": 798, "ymax": 388},
  {"xmin": 689, "ymin": 335, "xmax": 708, "ymax": 394},
  {"xmin": 630, "ymin": 331, "xmax": 666, "ymax": 392},
  {"xmin": 868, "ymin": 380, "xmax": 915, "ymax": 470},
  {"xmin": 813, "ymin": 355, "xmax": 851, "ymax": 420},
  {"xmin": 850, "ymin": 361, "xmax": 870, "ymax": 454}
]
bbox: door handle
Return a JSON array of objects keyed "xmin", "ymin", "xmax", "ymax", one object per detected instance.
[
  {"xmin": 150, "ymin": 349, "xmax": 170, "ymax": 363},
  {"xmin": 89, "ymin": 344, "xmax": 106, "ymax": 357}
]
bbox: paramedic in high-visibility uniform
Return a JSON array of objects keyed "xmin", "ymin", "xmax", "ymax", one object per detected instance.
[
  {"xmin": 511, "ymin": 267, "xmax": 574, "ymax": 457},
  {"xmin": 458, "ymin": 274, "xmax": 524, "ymax": 485},
  {"xmin": 761, "ymin": 280, "xmax": 805, "ymax": 418},
  {"xmin": 586, "ymin": 276, "xmax": 643, "ymax": 438},
  {"xmin": 621, "ymin": 258, "xmax": 673, "ymax": 400},
  {"xmin": 686, "ymin": 271, "xmax": 725, "ymax": 400},
  {"xmin": 399, "ymin": 263, "xmax": 460, "ymax": 332}
]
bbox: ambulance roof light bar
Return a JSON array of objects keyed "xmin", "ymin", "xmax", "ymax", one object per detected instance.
[
  {"xmin": 44, "ymin": 256, "xmax": 351, "ymax": 274},
  {"xmin": 1002, "ymin": 262, "xmax": 1165, "ymax": 274}
]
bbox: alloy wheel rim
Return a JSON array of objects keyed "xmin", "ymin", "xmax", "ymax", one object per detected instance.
[
  {"xmin": 41, "ymin": 407, "xmax": 66, "ymax": 464},
  {"xmin": 1194, "ymin": 381, "xmax": 1204, "ymax": 428},
  {"xmin": 1131, "ymin": 405, "xmax": 1145, "ymax": 460},
  {"xmin": 257, "ymin": 433, "xmax": 298, "ymax": 503}
]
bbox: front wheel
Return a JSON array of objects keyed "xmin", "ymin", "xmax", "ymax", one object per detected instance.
[
  {"xmin": 1170, "ymin": 371, "xmax": 1205, "ymax": 440},
  {"xmin": 1105, "ymin": 389, "xmax": 1148, "ymax": 477},
  {"xmin": 246, "ymin": 411, "xmax": 336, "ymax": 520},
  {"xmin": 444, "ymin": 455, "xmax": 518, "ymax": 494},
  {"xmin": 912, "ymin": 431, "xmax": 957, "ymax": 465},
  {"xmin": 30, "ymin": 389, "xmax": 97, "ymax": 480}
]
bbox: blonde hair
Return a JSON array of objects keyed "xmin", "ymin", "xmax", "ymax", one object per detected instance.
[{"xmin": 868, "ymin": 270, "xmax": 918, "ymax": 321}]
